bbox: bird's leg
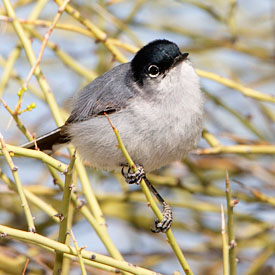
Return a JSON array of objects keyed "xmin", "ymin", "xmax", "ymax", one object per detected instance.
[
  {"xmin": 142, "ymin": 176, "xmax": 173, "ymax": 233},
  {"xmin": 121, "ymin": 164, "xmax": 173, "ymax": 233}
]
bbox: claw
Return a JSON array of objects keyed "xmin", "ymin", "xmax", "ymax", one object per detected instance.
[
  {"xmin": 151, "ymin": 202, "xmax": 173, "ymax": 233},
  {"xmin": 121, "ymin": 165, "xmax": 145, "ymax": 185}
]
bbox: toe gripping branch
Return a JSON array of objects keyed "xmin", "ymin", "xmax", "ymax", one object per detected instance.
[{"xmin": 121, "ymin": 165, "xmax": 173, "ymax": 233}]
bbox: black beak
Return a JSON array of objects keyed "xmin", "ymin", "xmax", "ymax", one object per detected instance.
[
  {"xmin": 173, "ymin": 52, "xmax": 189, "ymax": 67},
  {"xmin": 172, "ymin": 53, "xmax": 189, "ymax": 67},
  {"xmin": 181, "ymin": 52, "xmax": 189, "ymax": 60}
]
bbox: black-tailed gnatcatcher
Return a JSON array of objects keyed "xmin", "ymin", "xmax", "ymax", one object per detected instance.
[{"xmin": 23, "ymin": 39, "xmax": 204, "ymax": 233}]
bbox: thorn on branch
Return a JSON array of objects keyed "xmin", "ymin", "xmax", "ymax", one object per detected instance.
[
  {"xmin": 231, "ymin": 199, "xmax": 239, "ymax": 207},
  {"xmin": 80, "ymin": 246, "xmax": 87, "ymax": 252},
  {"xmin": 0, "ymin": 232, "xmax": 8, "ymax": 238},
  {"xmin": 76, "ymin": 200, "xmax": 85, "ymax": 209},
  {"xmin": 69, "ymin": 183, "xmax": 75, "ymax": 190},
  {"xmin": 28, "ymin": 227, "xmax": 36, "ymax": 233},
  {"xmin": 54, "ymin": 213, "xmax": 64, "ymax": 222},
  {"xmin": 229, "ymin": 240, "xmax": 237, "ymax": 249}
]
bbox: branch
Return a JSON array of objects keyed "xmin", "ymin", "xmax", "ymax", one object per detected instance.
[
  {"xmin": 225, "ymin": 172, "xmax": 237, "ymax": 275},
  {"xmin": 0, "ymin": 133, "xmax": 35, "ymax": 232},
  {"xmin": 53, "ymin": 150, "xmax": 76, "ymax": 274},
  {"xmin": 197, "ymin": 144, "xmax": 275, "ymax": 155},
  {"xmin": 0, "ymin": 225, "xmax": 159, "ymax": 275},
  {"xmin": 196, "ymin": 69, "xmax": 275, "ymax": 103}
]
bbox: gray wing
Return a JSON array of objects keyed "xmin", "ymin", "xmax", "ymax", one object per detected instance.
[{"xmin": 66, "ymin": 62, "xmax": 137, "ymax": 124}]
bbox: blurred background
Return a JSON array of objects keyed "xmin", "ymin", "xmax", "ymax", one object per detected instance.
[{"xmin": 0, "ymin": 0, "xmax": 274, "ymax": 274}]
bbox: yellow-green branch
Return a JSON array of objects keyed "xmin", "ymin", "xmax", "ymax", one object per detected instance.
[
  {"xmin": 197, "ymin": 144, "xmax": 275, "ymax": 154},
  {"xmin": 197, "ymin": 69, "xmax": 275, "ymax": 103},
  {"xmin": 0, "ymin": 134, "xmax": 35, "ymax": 232},
  {"xmin": 225, "ymin": 172, "xmax": 237, "ymax": 275},
  {"xmin": 0, "ymin": 225, "xmax": 160, "ymax": 275},
  {"xmin": 53, "ymin": 150, "xmax": 76, "ymax": 274}
]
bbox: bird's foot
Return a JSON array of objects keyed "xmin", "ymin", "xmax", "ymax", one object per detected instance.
[
  {"xmin": 121, "ymin": 165, "xmax": 173, "ymax": 233},
  {"xmin": 121, "ymin": 165, "xmax": 145, "ymax": 185},
  {"xmin": 151, "ymin": 202, "xmax": 173, "ymax": 233}
]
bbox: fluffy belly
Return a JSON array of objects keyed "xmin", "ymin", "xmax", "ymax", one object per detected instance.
[{"xmin": 69, "ymin": 108, "xmax": 203, "ymax": 172}]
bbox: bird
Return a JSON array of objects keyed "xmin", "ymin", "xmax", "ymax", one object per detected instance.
[{"xmin": 23, "ymin": 39, "xmax": 204, "ymax": 232}]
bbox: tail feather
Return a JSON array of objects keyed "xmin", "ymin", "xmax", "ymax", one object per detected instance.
[{"xmin": 22, "ymin": 127, "xmax": 70, "ymax": 151}]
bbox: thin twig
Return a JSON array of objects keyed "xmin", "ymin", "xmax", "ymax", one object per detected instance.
[
  {"xmin": 202, "ymin": 129, "xmax": 221, "ymax": 147},
  {"xmin": 245, "ymin": 243, "xmax": 275, "ymax": 275},
  {"xmin": 221, "ymin": 204, "xmax": 229, "ymax": 275},
  {"xmin": 0, "ymin": 169, "xmax": 60, "ymax": 223},
  {"xmin": 197, "ymin": 144, "xmax": 275, "ymax": 155},
  {"xmin": 0, "ymin": 133, "xmax": 35, "ymax": 232},
  {"xmin": 70, "ymin": 229, "xmax": 87, "ymax": 275},
  {"xmin": 14, "ymin": 0, "xmax": 70, "ymax": 114},
  {"xmin": 0, "ymin": 98, "xmax": 34, "ymax": 141},
  {"xmin": 2, "ymin": 0, "xmax": 64, "ymax": 126},
  {"xmin": 22, "ymin": 258, "xmax": 30, "ymax": 275},
  {"xmin": 196, "ymin": 69, "xmax": 275, "ymax": 103},
  {"xmin": 0, "ymin": 45, "xmax": 21, "ymax": 97},
  {"xmin": 54, "ymin": 0, "xmax": 128, "ymax": 63},
  {"xmin": 233, "ymin": 179, "xmax": 275, "ymax": 206},
  {"xmin": 205, "ymin": 90, "xmax": 265, "ymax": 140},
  {"xmin": 225, "ymin": 171, "xmax": 237, "ymax": 275},
  {"xmin": 61, "ymin": 203, "xmax": 74, "ymax": 274},
  {"xmin": 0, "ymin": 143, "xmax": 68, "ymax": 172},
  {"xmin": 53, "ymin": 150, "xmax": 76, "ymax": 274}
]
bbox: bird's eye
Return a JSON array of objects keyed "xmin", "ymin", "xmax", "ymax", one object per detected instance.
[{"xmin": 148, "ymin": 65, "xmax": 160, "ymax": 78}]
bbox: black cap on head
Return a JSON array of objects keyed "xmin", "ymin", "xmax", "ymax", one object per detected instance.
[{"xmin": 131, "ymin": 39, "xmax": 186, "ymax": 85}]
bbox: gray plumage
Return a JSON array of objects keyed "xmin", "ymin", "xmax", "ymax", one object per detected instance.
[{"xmin": 66, "ymin": 63, "xmax": 137, "ymax": 123}]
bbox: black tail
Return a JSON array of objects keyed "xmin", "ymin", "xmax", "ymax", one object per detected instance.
[{"xmin": 22, "ymin": 127, "xmax": 70, "ymax": 151}]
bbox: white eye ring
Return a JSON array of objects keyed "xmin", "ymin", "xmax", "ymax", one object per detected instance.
[{"xmin": 148, "ymin": 65, "xmax": 160, "ymax": 78}]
